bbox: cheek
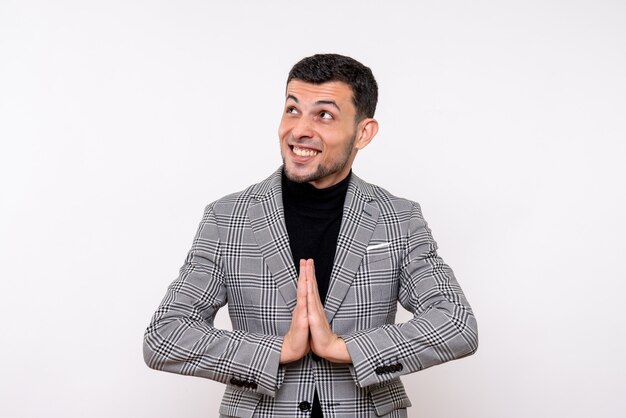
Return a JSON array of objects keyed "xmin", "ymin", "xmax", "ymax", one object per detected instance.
[
  {"xmin": 277, "ymin": 117, "xmax": 292, "ymax": 138},
  {"xmin": 321, "ymin": 133, "xmax": 343, "ymax": 152}
]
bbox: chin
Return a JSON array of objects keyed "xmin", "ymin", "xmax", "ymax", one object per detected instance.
[
  {"xmin": 284, "ymin": 165, "xmax": 317, "ymax": 184},
  {"xmin": 284, "ymin": 169, "xmax": 310, "ymax": 183}
]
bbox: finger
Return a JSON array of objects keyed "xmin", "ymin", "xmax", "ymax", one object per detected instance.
[
  {"xmin": 295, "ymin": 259, "xmax": 308, "ymax": 313},
  {"xmin": 299, "ymin": 259, "xmax": 307, "ymax": 279},
  {"xmin": 305, "ymin": 259, "xmax": 314, "ymax": 297},
  {"xmin": 307, "ymin": 258, "xmax": 316, "ymax": 281},
  {"xmin": 298, "ymin": 259, "xmax": 307, "ymax": 291},
  {"xmin": 306, "ymin": 266, "xmax": 325, "ymax": 320},
  {"xmin": 306, "ymin": 259, "xmax": 321, "ymax": 302}
]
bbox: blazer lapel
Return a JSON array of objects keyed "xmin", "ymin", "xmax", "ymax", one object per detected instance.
[
  {"xmin": 324, "ymin": 175, "xmax": 379, "ymax": 323},
  {"xmin": 247, "ymin": 170, "xmax": 299, "ymax": 311}
]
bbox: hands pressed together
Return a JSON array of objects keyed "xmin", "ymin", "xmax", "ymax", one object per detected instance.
[{"xmin": 280, "ymin": 259, "xmax": 351, "ymax": 364}]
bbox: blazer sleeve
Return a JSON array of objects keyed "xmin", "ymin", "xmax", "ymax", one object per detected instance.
[
  {"xmin": 343, "ymin": 202, "xmax": 478, "ymax": 388},
  {"xmin": 143, "ymin": 204, "xmax": 285, "ymax": 397}
]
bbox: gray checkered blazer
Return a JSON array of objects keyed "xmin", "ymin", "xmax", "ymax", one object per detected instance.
[{"xmin": 144, "ymin": 168, "xmax": 478, "ymax": 417}]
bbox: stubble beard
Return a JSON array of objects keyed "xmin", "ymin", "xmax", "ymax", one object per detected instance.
[{"xmin": 283, "ymin": 132, "xmax": 357, "ymax": 185}]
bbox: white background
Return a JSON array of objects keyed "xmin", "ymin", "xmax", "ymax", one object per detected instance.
[{"xmin": 1, "ymin": 1, "xmax": 625, "ymax": 417}]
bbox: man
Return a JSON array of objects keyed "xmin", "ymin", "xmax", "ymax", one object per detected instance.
[{"xmin": 144, "ymin": 54, "xmax": 478, "ymax": 417}]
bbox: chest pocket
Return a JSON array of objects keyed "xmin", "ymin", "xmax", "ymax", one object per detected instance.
[{"xmin": 365, "ymin": 242, "xmax": 394, "ymax": 265}]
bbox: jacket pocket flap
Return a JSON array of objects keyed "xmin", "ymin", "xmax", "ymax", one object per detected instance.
[
  {"xmin": 369, "ymin": 378, "xmax": 412, "ymax": 416},
  {"xmin": 219, "ymin": 387, "xmax": 262, "ymax": 418}
]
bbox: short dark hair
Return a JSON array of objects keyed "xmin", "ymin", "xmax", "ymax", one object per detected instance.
[{"xmin": 287, "ymin": 54, "xmax": 378, "ymax": 121}]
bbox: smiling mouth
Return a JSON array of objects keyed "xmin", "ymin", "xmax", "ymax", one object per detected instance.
[{"xmin": 292, "ymin": 146, "xmax": 319, "ymax": 157}]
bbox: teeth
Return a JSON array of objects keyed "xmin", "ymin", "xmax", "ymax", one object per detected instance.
[{"xmin": 293, "ymin": 146, "xmax": 319, "ymax": 157}]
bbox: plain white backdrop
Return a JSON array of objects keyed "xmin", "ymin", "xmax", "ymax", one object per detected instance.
[{"xmin": 1, "ymin": 1, "xmax": 625, "ymax": 417}]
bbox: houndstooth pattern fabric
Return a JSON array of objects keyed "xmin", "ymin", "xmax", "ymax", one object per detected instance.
[{"xmin": 144, "ymin": 167, "xmax": 478, "ymax": 417}]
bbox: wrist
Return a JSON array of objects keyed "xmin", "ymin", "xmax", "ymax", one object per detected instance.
[
  {"xmin": 279, "ymin": 336, "xmax": 295, "ymax": 364},
  {"xmin": 318, "ymin": 335, "xmax": 352, "ymax": 364},
  {"xmin": 279, "ymin": 335, "xmax": 308, "ymax": 364}
]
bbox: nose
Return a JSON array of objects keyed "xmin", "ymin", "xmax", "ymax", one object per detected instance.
[{"xmin": 291, "ymin": 116, "xmax": 315, "ymax": 139}]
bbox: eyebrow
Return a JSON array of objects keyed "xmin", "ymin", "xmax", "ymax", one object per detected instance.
[{"xmin": 286, "ymin": 95, "xmax": 341, "ymax": 112}]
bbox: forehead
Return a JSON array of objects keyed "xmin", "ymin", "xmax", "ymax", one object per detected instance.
[{"xmin": 286, "ymin": 80, "xmax": 355, "ymax": 107}]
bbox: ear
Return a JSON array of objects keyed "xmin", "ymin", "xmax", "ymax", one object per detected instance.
[{"xmin": 354, "ymin": 118, "xmax": 379, "ymax": 150}]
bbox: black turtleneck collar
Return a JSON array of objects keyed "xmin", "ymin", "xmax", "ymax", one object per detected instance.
[{"xmin": 281, "ymin": 170, "xmax": 352, "ymax": 213}]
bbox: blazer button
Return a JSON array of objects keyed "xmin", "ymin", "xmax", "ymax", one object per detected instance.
[{"xmin": 298, "ymin": 401, "xmax": 311, "ymax": 412}]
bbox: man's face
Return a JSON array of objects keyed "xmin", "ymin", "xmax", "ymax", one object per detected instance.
[{"xmin": 279, "ymin": 80, "xmax": 360, "ymax": 189}]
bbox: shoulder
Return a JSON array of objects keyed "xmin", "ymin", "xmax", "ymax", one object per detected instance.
[
  {"xmin": 204, "ymin": 168, "xmax": 282, "ymax": 215},
  {"xmin": 351, "ymin": 174, "xmax": 422, "ymax": 219}
]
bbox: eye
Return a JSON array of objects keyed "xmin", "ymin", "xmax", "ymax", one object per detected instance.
[
  {"xmin": 319, "ymin": 111, "xmax": 333, "ymax": 120},
  {"xmin": 286, "ymin": 106, "xmax": 299, "ymax": 115}
]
